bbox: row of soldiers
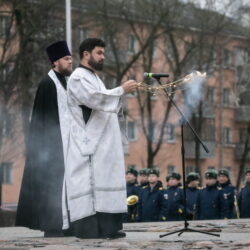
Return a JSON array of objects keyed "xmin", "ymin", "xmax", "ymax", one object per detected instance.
[{"xmin": 124, "ymin": 167, "xmax": 250, "ymax": 222}]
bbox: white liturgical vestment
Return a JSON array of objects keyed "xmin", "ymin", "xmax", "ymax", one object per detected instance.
[{"xmin": 62, "ymin": 67, "xmax": 127, "ymax": 229}]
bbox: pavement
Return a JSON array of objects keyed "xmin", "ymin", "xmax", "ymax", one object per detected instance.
[{"xmin": 1, "ymin": 219, "xmax": 250, "ymax": 249}]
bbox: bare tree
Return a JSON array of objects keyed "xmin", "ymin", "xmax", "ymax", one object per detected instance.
[
  {"xmin": 234, "ymin": 49, "xmax": 250, "ymax": 190},
  {"xmin": 0, "ymin": 0, "xmax": 64, "ymax": 206}
]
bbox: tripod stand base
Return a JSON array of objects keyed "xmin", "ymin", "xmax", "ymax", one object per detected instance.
[{"xmin": 159, "ymin": 226, "xmax": 220, "ymax": 238}]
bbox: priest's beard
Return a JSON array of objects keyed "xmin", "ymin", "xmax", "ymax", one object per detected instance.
[
  {"xmin": 57, "ymin": 63, "xmax": 72, "ymax": 76},
  {"xmin": 88, "ymin": 56, "xmax": 104, "ymax": 71}
]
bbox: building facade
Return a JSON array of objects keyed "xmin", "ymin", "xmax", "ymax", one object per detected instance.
[{"xmin": 0, "ymin": 1, "xmax": 250, "ymax": 208}]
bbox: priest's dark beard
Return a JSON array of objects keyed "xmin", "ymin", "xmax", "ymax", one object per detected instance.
[
  {"xmin": 57, "ymin": 64, "xmax": 72, "ymax": 76},
  {"xmin": 88, "ymin": 56, "xmax": 103, "ymax": 71},
  {"xmin": 60, "ymin": 69, "xmax": 72, "ymax": 76}
]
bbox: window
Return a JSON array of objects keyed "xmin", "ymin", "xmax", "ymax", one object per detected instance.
[
  {"xmin": 0, "ymin": 162, "xmax": 12, "ymax": 184},
  {"xmin": 166, "ymin": 124, "xmax": 175, "ymax": 142},
  {"xmin": 149, "ymin": 121, "xmax": 157, "ymax": 143},
  {"xmin": 102, "ymin": 75, "xmax": 117, "ymax": 89},
  {"xmin": 223, "ymin": 88, "xmax": 230, "ymax": 106},
  {"xmin": 1, "ymin": 63, "xmax": 14, "ymax": 82},
  {"xmin": 202, "ymin": 118, "xmax": 215, "ymax": 141},
  {"xmin": 207, "ymin": 87, "xmax": 215, "ymax": 103},
  {"xmin": 167, "ymin": 165, "xmax": 176, "ymax": 174},
  {"xmin": 0, "ymin": 15, "xmax": 11, "ymax": 39},
  {"xmin": 184, "ymin": 118, "xmax": 215, "ymax": 141},
  {"xmin": 128, "ymin": 35, "xmax": 136, "ymax": 53},
  {"xmin": 239, "ymin": 129, "xmax": 247, "ymax": 143},
  {"xmin": 79, "ymin": 28, "xmax": 88, "ymax": 43},
  {"xmin": 186, "ymin": 166, "xmax": 195, "ymax": 174},
  {"xmin": 150, "ymin": 41, "xmax": 157, "ymax": 58},
  {"xmin": 166, "ymin": 41, "xmax": 175, "ymax": 61},
  {"xmin": 208, "ymin": 166, "xmax": 215, "ymax": 170},
  {"xmin": 235, "ymin": 48, "xmax": 250, "ymax": 66},
  {"xmin": 223, "ymin": 49, "xmax": 233, "ymax": 67},
  {"xmin": 127, "ymin": 121, "xmax": 137, "ymax": 141},
  {"xmin": 223, "ymin": 127, "xmax": 231, "ymax": 144}
]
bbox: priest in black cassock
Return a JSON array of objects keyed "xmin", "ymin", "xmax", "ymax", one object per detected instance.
[{"xmin": 15, "ymin": 41, "xmax": 73, "ymax": 237}]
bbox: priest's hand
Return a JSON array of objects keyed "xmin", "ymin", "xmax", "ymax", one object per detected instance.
[{"xmin": 122, "ymin": 80, "xmax": 137, "ymax": 94}]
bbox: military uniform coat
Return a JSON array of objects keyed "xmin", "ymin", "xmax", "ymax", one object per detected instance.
[
  {"xmin": 124, "ymin": 182, "xmax": 139, "ymax": 222},
  {"xmin": 196, "ymin": 184, "xmax": 229, "ymax": 220},
  {"xmin": 137, "ymin": 183, "xmax": 167, "ymax": 222},
  {"xmin": 185, "ymin": 187, "xmax": 200, "ymax": 219},
  {"xmin": 162, "ymin": 186, "xmax": 184, "ymax": 221},
  {"xmin": 238, "ymin": 184, "xmax": 250, "ymax": 218},
  {"xmin": 219, "ymin": 182, "xmax": 237, "ymax": 219}
]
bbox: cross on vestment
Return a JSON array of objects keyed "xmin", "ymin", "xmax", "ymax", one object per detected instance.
[{"xmin": 83, "ymin": 137, "xmax": 90, "ymax": 145}]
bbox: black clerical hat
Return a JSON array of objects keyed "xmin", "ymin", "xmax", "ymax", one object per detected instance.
[{"xmin": 46, "ymin": 40, "xmax": 71, "ymax": 63}]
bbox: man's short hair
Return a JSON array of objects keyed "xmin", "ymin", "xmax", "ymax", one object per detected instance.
[{"xmin": 79, "ymin": 38, "xmax": 106, "ymax": 59}]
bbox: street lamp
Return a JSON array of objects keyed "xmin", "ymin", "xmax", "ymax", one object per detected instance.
[{"xmin": 65, "ymin": 0, "xmax": 72, "ymax": 52}]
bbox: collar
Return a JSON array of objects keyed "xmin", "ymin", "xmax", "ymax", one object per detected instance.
[
  {"xmin": 78, "ymin": 64, "xmax": 95, "ymax": 73},
  {"xmin": 219, "ymin": 182, "xmax": 230, "ymax": 188},
  {"xmin": 53, "ymin": 70, "xmax": 66, "ymax": 80},
  {"xmin": 53, "ymin": 70, "xmax": 67, "ymax": 90},
  {"xmin": 168, "ymin": 185, "xmax": 178, "ymax": 190},
  {"xmin": 206, "ymin": 183, "xmax": 217, "ymax": 189},
  {"xmin": 127, "ymin": 182, "xmax": 137, "ymax": 186}
]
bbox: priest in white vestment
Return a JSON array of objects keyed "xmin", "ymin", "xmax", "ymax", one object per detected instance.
[{"xmin": 64, "ymin": 38, "xmax": 137, "ymax": 239}]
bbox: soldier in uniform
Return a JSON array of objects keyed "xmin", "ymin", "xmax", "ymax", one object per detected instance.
[
  {"xmin": 196, "ymin": 169, "xmax": 228, "ymax": 220},
  {"xmin": 137, "ymin": 169, "xmax": 168, "ymax": 222},
  {"xmin": 238, "ymin": 167, "xmax": 250, "ymax": 218},
  {"xmin": 138, "ymin": 168, "xmax": 149, "ymax": 188},
  {"xmin": 217, "ymin": 169, "xmax": 237, "ymax": 219},
  {"xmin": 162, "ymin": 172, "xmax": 184, "ymax": 221},
  {"xmin": 185, "ymin": 172, "xmax": 200, "ymax": 220},
  {"xmin": 124, "ymin": 167, "xmax": 139, "ymax": 222}
]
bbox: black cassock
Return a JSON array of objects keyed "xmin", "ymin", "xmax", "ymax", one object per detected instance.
[{"xmin": 16, "ymin": 71, "xmax": 67, "ymax": 232}]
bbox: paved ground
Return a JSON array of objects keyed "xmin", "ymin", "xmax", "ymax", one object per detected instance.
[{"xmin": 1, "ymin": 219, "xmax": 250, "ymax": 249}]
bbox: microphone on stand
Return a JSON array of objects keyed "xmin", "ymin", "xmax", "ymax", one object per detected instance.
[{"xmin": 144, "ymin": 72, "xmax": 169, "ymax": 79}]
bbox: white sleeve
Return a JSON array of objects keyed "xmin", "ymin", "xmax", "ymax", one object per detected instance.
[{"xmin": 68, "ymin": 74, "xmax": 124, "ymax": 113}]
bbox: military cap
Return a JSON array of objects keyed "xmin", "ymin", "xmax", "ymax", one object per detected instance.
[
  {"xmin": 245, "ymin": 167, "xmax": 250, "ymax": 175},
  {"xmin": 169, "ymin": 172, "xmax": 181, "ymax": 180},
  {"xmin": 218, "ymin": 169, "xmax": 229, "ymax": 178},
  {"xmin": 148, "ymin": 168, "xmax": 160, "ymax": 177},
  {"xmin": 186, "ymin": 172, "xmax": 199, "ymax": 183},
  {"xmin": 139, "ymin": 168, "xmax": 149, "ymax": 176},
  {"xmin": 126, "ymin": 167, "xmax": 138, "ymax": 177},
  {"xmin": 205, "ymin": 169, "xmax": 218, "ymax": 179},
  {"xmin": 166, "ymin": 175, "xmax": 171, "ymax": 182}
]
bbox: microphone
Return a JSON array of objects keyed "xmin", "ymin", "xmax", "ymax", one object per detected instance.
[{"xmin": 144, "ymin": 72, "xmax": 169, "ymax": 78}]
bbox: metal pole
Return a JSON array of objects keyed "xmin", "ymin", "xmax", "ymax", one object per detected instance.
[{"xmin": 65, "ymin": 0, "xmax": 72, "ymax": 52}]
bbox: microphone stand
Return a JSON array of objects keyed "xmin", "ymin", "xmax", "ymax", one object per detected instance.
[{"xmin": 153, "ymin": 77, "xmax": 220, "ymax": 238}]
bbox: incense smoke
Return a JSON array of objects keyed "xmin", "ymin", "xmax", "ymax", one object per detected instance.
[{"xmin": 183, "ymin": 72, "xmax": 206, "ymax": 121}]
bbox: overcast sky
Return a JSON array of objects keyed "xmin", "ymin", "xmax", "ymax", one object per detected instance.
[{"xmin": 182, "ymin": 0, "xmax": 249, "ymax": 12}]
